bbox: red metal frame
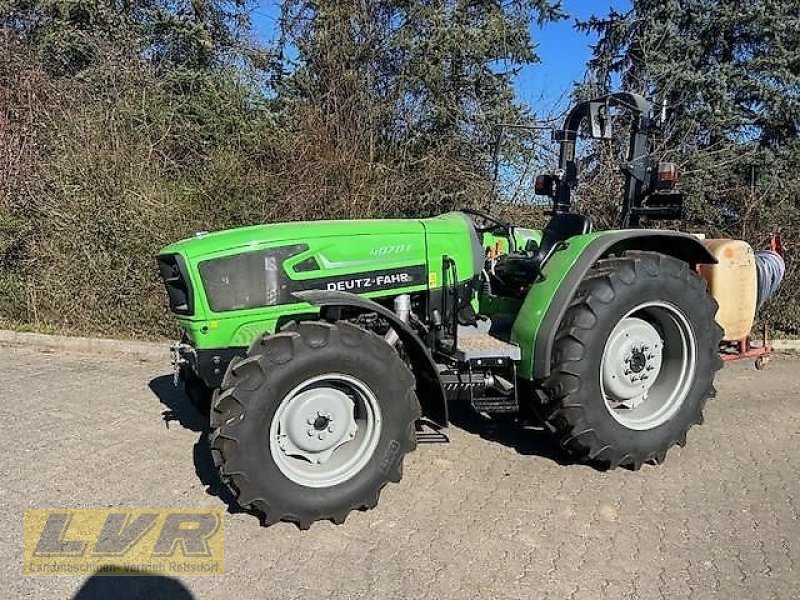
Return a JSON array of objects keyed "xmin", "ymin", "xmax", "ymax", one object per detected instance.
[
  {"xmin": 720, "ymin": 322, "xmax": 771, "ymax": 364},
  {"xmin": 769, "ymin": 234, "xmax": 783, "ymax": 255}
]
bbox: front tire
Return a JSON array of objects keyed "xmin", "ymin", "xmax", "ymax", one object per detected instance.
[
  {"xmin": 209, "ymin": 321, "xmax": 420, "ymax": 528},
  {"xmin": 542, "ymin": 251, "xmax": 723, "ymax": 469}
]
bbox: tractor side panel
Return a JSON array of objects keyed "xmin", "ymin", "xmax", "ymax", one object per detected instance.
[
  {"xmin": 511, "ymin": 233, "xmax": 603, "ymax": 380},
  {"xmin": 179, "ymin": 225, "xmax": 431, "ymax": 350},
  {"xmin": 422, "ymin": 212, "xmax": 484, "ymax": 289}
]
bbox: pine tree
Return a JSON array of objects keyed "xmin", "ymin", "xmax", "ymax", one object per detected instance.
[
  {"xmin": 278, "ymin": 0, "xmax": 564, "ymax": 169},
  {"xmin": 579, "ymin": 0, "xmax": 800, "ymax": 328},
  {"xmin": 580, "ymin": 0, "xmax": 799, "ymax": 146}
]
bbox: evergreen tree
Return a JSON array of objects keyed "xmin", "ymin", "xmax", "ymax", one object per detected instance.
[
  {"xmin": 0, "ymin": 0, "xmax": 253, "ymax": 75},
  {"xmin": 580, "ymin": 0, "xmax": 799, "ymax": 146},
  {"xmin": 278, "ymin": 0, "xmax": 564, "ymax": 169},
  {"xmin": 578, "ymin": 0, "xmax": 800, "ymax": 328}
]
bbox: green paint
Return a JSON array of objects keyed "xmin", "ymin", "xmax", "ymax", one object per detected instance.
[
  {"xmin": 511, "ymin": 232, "xmax": 604, "ymax": 380},
  {"xmin": 480, "ymin": 227, "xmax": 541, "ymax": 255},
  {"xmin": 160, "ymin": 213, "xmax": 478, "ymax": 350},
  {"xmin": 161, "ymin": 210, "xmax": 619, "ymax": 378}
]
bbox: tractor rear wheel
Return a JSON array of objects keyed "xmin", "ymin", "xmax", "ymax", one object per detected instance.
[
  {"xmin": 542, "ymin": 251, "xmax": 723, "ymax": 469},
  {"xmin": 209, "ymin": 321, "xmax": 420, "ymax": 529}
]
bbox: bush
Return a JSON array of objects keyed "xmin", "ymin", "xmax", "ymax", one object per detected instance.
[{"xmin": 0, "ymin": 33, "xmax": 495, "ymax": 338}]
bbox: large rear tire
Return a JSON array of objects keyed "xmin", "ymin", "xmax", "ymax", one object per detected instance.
[
  {"xmin": 209, "ymin": 321, "xmax": 420, "ymax": 529},
  {"xmin": 542, "ymin": 251, "xmax": 723, "ymax": 469}
]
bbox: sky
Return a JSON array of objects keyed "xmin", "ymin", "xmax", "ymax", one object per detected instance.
[
  {"xmin": 517, "ymin": 0, "xmax": 631, "ymax": 113},
  {"xmin": 249, "ymin": 0, "xmax": 632, "ymax": 115}
]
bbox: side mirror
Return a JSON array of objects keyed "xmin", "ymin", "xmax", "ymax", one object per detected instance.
[{"xmin": 588, "ymin": 101, "xmax": 612, "ymax": 139}]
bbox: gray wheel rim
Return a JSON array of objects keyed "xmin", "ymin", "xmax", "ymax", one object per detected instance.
[
  {"xmin": 600, "ymin": 301, "xmax": 697, "ymax": 431},
  {"xmin": 269, "ymin": 373, "xmax": 382, "ymax": 488}
]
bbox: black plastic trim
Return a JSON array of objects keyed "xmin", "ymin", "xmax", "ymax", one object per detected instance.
[
  {"xmin": 157, "ymin": 253, "xmax": 195, "ymax": 316},
  {"xmin": 198, "ymin": 244, "xmax": 308, "ymax": 312},
  {"xmin": 192, "ymin": 347, "xmax": 248, "ymax": 388}
]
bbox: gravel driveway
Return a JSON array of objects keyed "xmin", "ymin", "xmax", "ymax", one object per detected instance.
[{"xmin": 2, "ymin": 346, "xmax": 799, "ymax": 599}]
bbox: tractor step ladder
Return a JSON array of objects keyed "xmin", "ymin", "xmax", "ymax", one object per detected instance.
[
  {"xmin": 455, "ymin": 323, "xmax": 520, "ymax": 414},
  {"xmin": 454, "ymin": 323, "xmax": 521, "ymax": 363}
]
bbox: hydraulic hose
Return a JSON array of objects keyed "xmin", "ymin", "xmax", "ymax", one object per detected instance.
[{"xmin": 755, "ymin": 249, "xmax": 785, "ymax": 310}]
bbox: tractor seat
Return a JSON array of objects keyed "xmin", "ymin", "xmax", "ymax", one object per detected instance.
[
  {"xmin": 493, "ymin": 213, "xmax": 593, "ymax": 287},
  {"xmin": 535, "ymin": 213, "xmax": 593, "ymax": 264}
]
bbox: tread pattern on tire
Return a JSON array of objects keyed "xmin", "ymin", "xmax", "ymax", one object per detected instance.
[
  {"xmin": 541, "ymin": 251, "xmax": 724, "ymax": 470},
  {"xmin": 209, "ymin": 320, "xmax": 420, "ymax": 529}
]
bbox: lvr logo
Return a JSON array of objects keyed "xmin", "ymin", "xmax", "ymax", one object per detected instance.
[{"xmin": 24, "ymin": 509, "xmax": 224, "ymax": 575}]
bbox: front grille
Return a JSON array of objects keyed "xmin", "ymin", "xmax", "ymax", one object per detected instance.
[
  {"xmin": 197, "ymin": 244, "xmax": 307, "ymax": 312},
  {"xmin": 157, "ymin": 254, "xmax": 194, "ymax": 315}
]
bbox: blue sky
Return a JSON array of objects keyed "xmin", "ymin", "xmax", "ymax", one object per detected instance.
[
  {"xmin": 518, "ymin": 0, "xmax": 631, "ymax": 113},
  {"xmin": 249, "ymin": 1, "xmax": 631, "ymax": 114}
]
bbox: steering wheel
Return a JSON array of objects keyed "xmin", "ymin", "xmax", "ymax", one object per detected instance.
[{"xmin": 460, "ymin": 208, "xmax": 512, "ymax": 235}]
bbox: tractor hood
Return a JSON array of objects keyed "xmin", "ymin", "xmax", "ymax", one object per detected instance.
[
  {"xmin": 155, "ymin": 212, "xmax": 484, "ymax": 339},
  {"xmin": 160, "ymin": 218, "xmax": 426, "ymax": 261}
]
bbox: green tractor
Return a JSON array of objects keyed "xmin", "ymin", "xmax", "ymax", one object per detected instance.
[{"xmin": 158, "ymin": 93, "xmax": 723, "ymax": 528}]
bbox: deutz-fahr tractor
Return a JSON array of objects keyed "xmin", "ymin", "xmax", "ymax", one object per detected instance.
[{"xmin": 158, "ymin": 93, "xmax": 724, "ymax": 529}]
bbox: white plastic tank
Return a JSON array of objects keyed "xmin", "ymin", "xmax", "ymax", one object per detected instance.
[{"xmin": 698, "ymin": 239, "xmax": 758, "ymax": 341}]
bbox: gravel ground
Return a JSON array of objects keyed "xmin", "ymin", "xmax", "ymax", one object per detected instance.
[{"xmin": 2, "ymin": 346, "xmax": 799, "ymax": 599}]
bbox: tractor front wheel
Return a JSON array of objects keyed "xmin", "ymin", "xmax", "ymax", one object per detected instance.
[
  {"xmin": 542, "ymin": 251, "xmax": 723, "ymax": 469},
  {"xmin": 209, "ymin": 321, "xmax": 420, "ymax": 529}
]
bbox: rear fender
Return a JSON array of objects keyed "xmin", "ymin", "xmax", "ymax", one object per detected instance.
[
  {"xmin": 293, "ymin": 290, "xmax": 448, "ymax": 426},
  {"xmin": 512, "ymin": 230, "xmax": 716, "ymax": 381}
]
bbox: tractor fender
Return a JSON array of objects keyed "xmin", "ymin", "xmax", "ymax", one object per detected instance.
[
  {"xmin": 528, "ymin": 230, "xmax": 716, "ymax": 380},
  {"xmin": 293, "ymin": 289, "xmax": 448, "ymax": 426}
]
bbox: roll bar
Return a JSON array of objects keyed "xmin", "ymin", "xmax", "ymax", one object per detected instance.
[{"xmin": 553, "ymin": 93, "xmax": 654, "ymax": 227}]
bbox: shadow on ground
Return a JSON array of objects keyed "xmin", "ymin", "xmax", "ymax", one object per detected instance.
[
  {"xmin": 446, "ymin": 402, "xmax": 576, "ymax": 466},
  {"xmin": 72, "ymin": 568, "xmax": 194, "ymax": 600},
  {"xmin": 148, "ymin": 375, "xmax": 244, "ymax": 516},
  {"xmin": 148, "ymin": 375, "xmax": 206, "ymax": 433}
]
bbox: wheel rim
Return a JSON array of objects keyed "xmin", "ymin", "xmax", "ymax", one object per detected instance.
[
  {"xmin": 269, "ymin": 373, "xmax": 382, "ymax": 488},
  {"xmin": 599, "ymin": 301, "xmax": 696, "ymax": 430}
]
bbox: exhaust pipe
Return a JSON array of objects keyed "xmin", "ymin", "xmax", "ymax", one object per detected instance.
[{"xmin": 385, "ymin": 294, "xmax": 411, "ymax": 347}]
